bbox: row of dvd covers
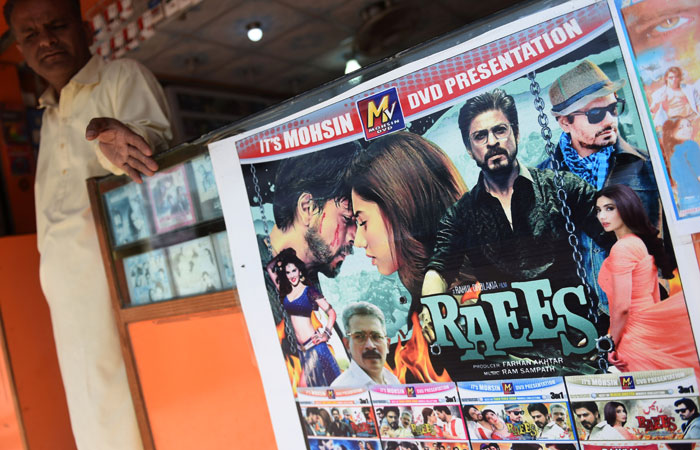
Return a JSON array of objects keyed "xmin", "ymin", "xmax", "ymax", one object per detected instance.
[
  {"xmin": 103, "ymin": 153, "xmax": 222, "ymax": 248},
  {"xmin": 296, "ymin": 369, "xmax": 700, "ymax": 450},
  {"xmin": 123, "ymin": 231, "xmax": 235, "ymax": 305}
]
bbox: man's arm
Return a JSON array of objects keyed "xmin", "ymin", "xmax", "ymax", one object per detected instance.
[
  {"xmin": 561, "ymin": 171, "xmax": 610, "ymax": 249},
  {"xmin": 86, "ymin": 59, "xmax": 172, "ymax": 183}
]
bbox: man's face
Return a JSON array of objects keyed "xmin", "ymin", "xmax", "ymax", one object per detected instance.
[
  {"xmin": 343, "ymin": 315, "xmax": 389, "ymax": 381},
  {"xmin": 386, "ymin": 410, "xmax": 398, "ymax": 429},
  {"xmin": 332, "ymin": 410, "xmax": 341, "ymax": 421},
  {"xmin": 558, "ymin": 94, "xmax": 619, "ymax": 155},
  {"xmin": 666, "ymin": 72, "xmax": 681, "ymax": 89},
  {"xmin": 676, "ymin": 404, "xmax": 695, "ymax": 420},
  {"xmin": 11, "ymin": 0, "xmax": 92, "ymax": 91},
  {"xmin": 507, "ymin": 408, "xmax": 525, "ymax": 424},
  {"xmin": 531, "ymin": 410, "xmax": 548, "ymax": 429},
  {"xmin": 467, "ymin": 109, "xmax": 518, "ymax": 176},
  {"xmin": 437, "ymin": 410, "xmax": 447, "ymax": 422},
  {"xmin": 305, "ymin": 198, "xmax": 356, "ymax": 278},
  {"xmin": 575, "ymin": 408, "xmax": 599, "ymax": 430},
  {"xmin": 468, "ymin": 407, "xmax": 482, "ymax": 421},
  {"xmin": 344, "ymin": 412, "xmax": 352, "ymax": 422},
  {"xmin": 552, "ymin": 408, "xmax": 566, "ymax": 427}
]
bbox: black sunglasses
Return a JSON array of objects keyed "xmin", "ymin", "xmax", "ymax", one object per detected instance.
[{"xmin": 567, "ymin": 99, "xmax": 626, "ymax": 124}]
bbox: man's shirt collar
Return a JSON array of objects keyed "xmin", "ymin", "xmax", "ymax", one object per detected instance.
[{"xmin": 38, "ymin": 55, "xmax": 104, "ymax": 109}]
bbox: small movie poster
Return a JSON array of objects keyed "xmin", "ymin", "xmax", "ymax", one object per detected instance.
[
  {"xmin": 565, "ymin": 368, "xmax": 700, "ymax": 441},
  {"xmin": 472, "ymin": 444, "xmax": 579, "ymax": 450},
  {"xmin": 190, "ymin": 153, "xmax": 223, "ymax": 221},
  {"xmin": 614, "ymin": 0, "xmax": 700, "ymax": 231},
  {"xmin": 166, "ymin": 235, "xmax": 222, "ymax": 297},
  {"xmin": 123, "ymin": 249, "xmax": 173, "ymax": 305},
  {"xmin": 298, "ymin": 386, "xmax": 381, "ymax": 449},
  {"xmin": 369, "ymin": 383, "xmax": 468, "ymax": 444},
  {"xmin": 581, "ymin": 445, "xmax": 694, "ymax": 450},
  {"xmin": 145, "ymin": 164, "xmax": 196, "ymax": 234},
  {"xmin": 212, "ymin": 231, "xmax": 236, "ymax": 289},
  {"xmin": 308, "ymin": 439, "xmax": 380, "ymax": 450},
  {"xmin": 387, "ymin": 442, "xmax": 471, "ymax": 450},
  {"xmin": 103, "ymin": 182, "xmax": 152, "ymax": 246},
  {"xmin": 458, "ymin": 377, "xmax": 576, "ymax": 443}
]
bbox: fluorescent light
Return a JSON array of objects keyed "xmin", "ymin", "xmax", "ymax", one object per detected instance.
[{"xmin": 345, "ymin": 58, "xmax": 361, "ymax": 74}]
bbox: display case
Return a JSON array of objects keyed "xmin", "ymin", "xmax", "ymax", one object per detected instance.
[{"xmin": 87, "ymin": 140, "xmax": 244, "ymax": 450}]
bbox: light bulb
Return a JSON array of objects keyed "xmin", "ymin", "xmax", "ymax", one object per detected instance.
[
  {"xmin": 247, "ymin": 23, "xmax": 263, "ymax": 42},
  {"xmin": 345, "ymin": 58, "xmax": 361, "ymax": 74}
]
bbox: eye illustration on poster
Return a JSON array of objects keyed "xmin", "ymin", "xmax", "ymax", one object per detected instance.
[
  {"xmin": 614, "ymin": 0, "xmax": 700, "ymax": 227},
  {"xmin": 207, "ymin": 0, "xmax": 700, "ymax": 448}
]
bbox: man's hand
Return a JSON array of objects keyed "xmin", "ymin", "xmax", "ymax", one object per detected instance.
[{"xmin": 86, "ymin": 117, "xmax": 158, "ymax": 183}]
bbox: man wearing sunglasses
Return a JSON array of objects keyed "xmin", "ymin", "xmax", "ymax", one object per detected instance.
[
  {"xmin": 331, "ymin": 301, "xmax": 400, "ymax": 387},
  {"xmin": 540, "ymin": 60, "xmax": 660, "ymax": 325},
  {"xmin": 675, "ymin": 398, "xmax": 700, "ymax": 439},
  {"xmin": 504, "ymin": 404, "xmax": 536, "ymax": 440}
]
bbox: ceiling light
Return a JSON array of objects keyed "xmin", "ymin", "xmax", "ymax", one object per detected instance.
[
  {"xmin": 247, "ymin": 22, "xmax": 263, "ymax": 42},
  {"xmin": 345, "ymin": 58, "xmax": 361, "ymax": 74}
]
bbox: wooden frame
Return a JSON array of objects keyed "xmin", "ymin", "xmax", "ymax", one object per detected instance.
[{"xmin": 87, "ymin": 143, "xmax": 239, "ymax": 450}]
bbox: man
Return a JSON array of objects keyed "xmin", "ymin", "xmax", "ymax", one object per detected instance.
[
  {"xmin": 395, "ymin": 410, "xmax": 415, "ymax": 438},
  {"xmin": 550, "ymin": 403, "xmax": 570, "ymax": 434},
  {"xmin": 435, "ymin": 405, "xmax": 466, "ymax": 439},
  {"xmin": 331, "ymin": 301, "xmax": 400, "ymax": 387},
  {"xmin": 379, "ymin": 406, "xmax": 401, "ymax": 437},
  {"xmin": 675, "ymin": 398, "xmax": 700, "ymax": 438},
  {"xmin": 650, "ymin": 67, "xmax": 700, "ymax": 130},
  {"xmin": 527, "ymin": 403, "xmax": 568, "ymax": 439},
  {"xmin": 355, "ymin": 407, "xmax": 377, "ymax": 437},
  {"xmin": 6, "ymin": 0, "xmax": 171, "ymax": 448},
  {"xmin": 504, "ymin": 404, "xmax": 536, "ymax": 440},
  {"xmin": 573, "ymin": 402, "xmax": 624, "ymax": 440},
  {"xmin": 540, "ymin": 60, "xmax": 661, "ymax": 316},
  {"xmin": 423, "ymin": 89, "xmax": 603, "ymax": 356},
  {"xmin": 342, "ymin": 409, "xmax": 358, "ymax": 434},
  {"xmin": 328, "ymin": 407, "xmax": 354, "ymax": 437},
  {"xmin": 464, "ymin": 404, "xmax": 490, "ymax": 439},
  {"xmin": 305, "ymin": 407, "xmax": 321, "ymax": 436}
]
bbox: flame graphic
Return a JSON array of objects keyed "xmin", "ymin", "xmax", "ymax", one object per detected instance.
[
  {"xmin": 460, "ymin": 283, "xmax": 482, "ymax": 304},
  {"xmin": 393, "ymin": 313, "xmax": 451, "ymax": 383},
  {"xmin": 276, "ymin": 320, "xmax": 302, "ymax": 395}
]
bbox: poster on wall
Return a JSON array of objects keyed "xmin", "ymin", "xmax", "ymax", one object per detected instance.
[
  {"xmin": 610, "ymin": 0, "xmax": 700, "ymax": 234},
  {"xmin": 208, "ymin": 0, "xmax": 700, "ymax": 448}
]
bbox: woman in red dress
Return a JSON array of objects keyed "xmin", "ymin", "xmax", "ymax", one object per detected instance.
[{"xmin": 595, "ymin": 184, "xmax": 699, "ymax": 377}]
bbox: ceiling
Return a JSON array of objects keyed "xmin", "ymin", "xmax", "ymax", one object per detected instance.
[{"xmin": 98, "ymin": 0, "xmax": 525, "ymax": 98}]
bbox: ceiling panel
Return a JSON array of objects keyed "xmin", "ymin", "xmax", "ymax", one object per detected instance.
[
  {"xmin": 207, "ymin": 53, "xmax": 295, "ymax": 87},
  {"xmin": 158, "ymin": 0, "xmax": 246, "ymax": 36},
  {"xmin": 261, "ymin": 21, "xmax": 353, "ymax": 67},
  {"xmin": 147, "ymin": 39, "xmax": 236, "ymax": 79}
]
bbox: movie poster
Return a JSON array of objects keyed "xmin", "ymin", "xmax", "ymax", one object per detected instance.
[
  {"xmin": 297, "ymin": 386, "xmax": 381, "ymax": 449},
  {"xmin": 145, "ymin": 164, "xmax": 196, "ymax": 233},
  {"xmin": 207, "ymin": 0, "xmax": 700, "ymax": 448},
  {"xmin": 212, "ymin": 231, "xmax": 236, "ymax": 289},
  {"xmin": 459, "ymin": 377, "xmax": 577, "ymax": 443},
  {"xmin": 166, "ymin": 235, "xmax": 222, "ymax": 297},
  {"xmin": 123, "ymin": 248, "xmax": 173, "ymax": 304},
  {"xmin": 369, "ymin": 383, "xmax": 469, "ymax": 446},
  {"xmin": 566, "ymin": 368, "xmax": 700, "ymax": 441},
  {"xmin": 103, "ymin": 182, "xmax": 152, "ymax": 246},
  {"xmin": 613, "ymin": 0, "xmax": 700, "ymax": 231},
  {"xmin": 191, "ymin": 153, "xmax": 223, "ymax": 221}
]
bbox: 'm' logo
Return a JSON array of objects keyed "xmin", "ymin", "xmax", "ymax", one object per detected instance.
[
  {"xmin": 326, "ymin": 389, "xmax": 336, "ymax": 399},
  {"xmin": 356, "ymin": 87, "xmax": 406, "ymax": 140},
  {"xmin": 502, "ymin": 383, "xmax": 515, "ymax": 394},
  {"xmin": 405, "ymin": 386, "xmax": 416, "ymax": 397},
  {"xmin": 620, "ymin": 376, "xmax": 635, "ymax": 390}
]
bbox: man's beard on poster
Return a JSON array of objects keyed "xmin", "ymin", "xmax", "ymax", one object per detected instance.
[
  {"xmin": 478, "ymin": 144, "xmax": 517, "ymax": 176},
  {"xmin": 304, "ymin": 226, "xmax": 353, "ymax": 278}
]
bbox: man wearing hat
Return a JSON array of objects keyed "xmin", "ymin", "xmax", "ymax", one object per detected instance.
[
  {"xmin": 504, "ymin": 404, "xmax": 537, "ymax": 440},
  {"xmin": 539, "ymin": 60, "xmax": 660, "ymax": 318}
]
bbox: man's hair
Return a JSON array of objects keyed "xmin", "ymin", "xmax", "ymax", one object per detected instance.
[
  {"xmin": 675, "ymin": 398, "xmax": 698, "ymax": 413},
  {"xmin": 331, "ymin": 407, "xmax": 339, "ymax": 415},
  {"xmin": 384, "ymin": 406, "xmax": 400, "ymax": 416},
  {"xmin": 434, "ymin": 405, "xmax": 451, "ymax": 416},
  {"xmin": 665, "ymin": 66, "xmax": 682, "ymax": 82},
  {"xmin": 5, "ymin": 0, "xmax": 82, "ymax": 30},
  {"xmin": 342, "ymin": 301, "xmax": 386, "ymax": 333},
  {"xmin": 272, "ymin": 142, "xmax": 358, "ymax": 230},
  {"xmin": 462, "ymin": 404, "xmax": 477, "ymax": 421},
  {"xmin": 550, "ymin": 403, "xmax": 566, "ymax": 413},
  {"xmin": 306, "ymin": 407, "xmax": 320, "ymax": 417},
  {"xmin": 458, "ymin": 89, "xmax": 520, "ymax": 151},
  {"xmin": 573, "ymin": 401, "xmax": 599, "ymax": 415},
  {"xmin": 527, "ymin": 403, "xmax": 549, "ymax": 417},
  {"xmin": 400, "ymin": 411, "xmax": 412, "ymax": 420}
]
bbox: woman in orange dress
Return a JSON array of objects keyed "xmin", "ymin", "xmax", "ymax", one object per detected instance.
[{"xmin": 595, "ymin": 184, "xmax": 700, "ymax": 376}]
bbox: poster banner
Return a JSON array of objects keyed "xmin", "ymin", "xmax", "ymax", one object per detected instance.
[
  {"xmin": 458, "ymin": 377, "xmax": 577, "ymax": 442},
  {"xmin": 297, "ymin": 386, "xmax": 382, "ymax": 449},
  {"xmin": 611, "ymin": 0, "xmax": 700, "ymax": 233},
  {"xmin": 565, "ymin": 368, "xmax": 700, "ymax": 441},
  {"xmin": 369, "ymin": 383, "xmax": 469, "ymax": 445},
  {"xmin": 208, "ymin": 0, "xmax": 700, "ymax": 447}
]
